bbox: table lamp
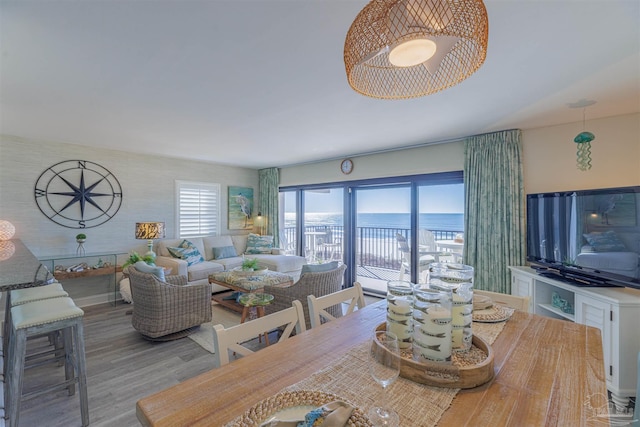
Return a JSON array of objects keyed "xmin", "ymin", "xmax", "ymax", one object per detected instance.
[{"xmin": 135, "ymin": 222, "xmax": 165, "ymax": 261}]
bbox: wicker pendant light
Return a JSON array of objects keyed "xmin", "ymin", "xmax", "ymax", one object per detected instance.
[{"xmin": 344, "ymin": 0, "xmax": 489, "ymax": 99}]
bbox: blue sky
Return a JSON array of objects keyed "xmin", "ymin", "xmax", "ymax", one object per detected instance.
[{"xmin": 285, "ymin": 183, "xmax": 464, "ymax": 213}]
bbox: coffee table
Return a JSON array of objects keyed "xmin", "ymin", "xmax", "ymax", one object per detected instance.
[{"xmin": 209, "ymin": 270, "xmax": 293, "ymax": 313}]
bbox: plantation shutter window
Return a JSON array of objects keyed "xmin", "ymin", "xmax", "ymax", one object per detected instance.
[{"xmin": 176, "ymin": 181, "xmax": 220, "ymax": 238}]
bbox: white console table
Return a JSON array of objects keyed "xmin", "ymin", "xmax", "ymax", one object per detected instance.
[{"xmin": 509, "ymin": 266, "xmax": 640, "ymax": 411}]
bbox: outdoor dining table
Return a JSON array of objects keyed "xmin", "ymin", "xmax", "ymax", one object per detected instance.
[{"xmin": 136, "ymin": 299, "xmax": 608, "ymax": 426}]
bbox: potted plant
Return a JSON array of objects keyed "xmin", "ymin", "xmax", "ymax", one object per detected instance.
[
  {"xmin": 241, "ymin": 257, "xmax": 259, "ymax": 271},
  {"xmin": 75, "ymin": 233, "xmax": 87, "ymax": 243},
  {"xmin": 122, "ymin": 251, "xmax": 156, "ymax": 269}
]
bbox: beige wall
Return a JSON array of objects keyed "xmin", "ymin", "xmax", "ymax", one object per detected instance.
[
  {"xmin": 280, "ymin": 113, "xmax": 640, "ymax": 194},
  {"xmin": 0, "ymin": 135, "xmax": 258, "ymax": 258},
  {"xmin": 280, "ymin": 141, "xmax": 464, "ymax": 186},
  {"xmin": 522, "ymin": 113, "xmax": 639, "ymax": 194}
]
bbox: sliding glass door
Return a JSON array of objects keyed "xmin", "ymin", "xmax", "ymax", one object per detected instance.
[
  {"xmin": 280, "ymin": 171, "xmax": 464, "ymax": 294},
  {"xmin": 353, "ymin": 185, "xmax": 411, "ymax": 293}
]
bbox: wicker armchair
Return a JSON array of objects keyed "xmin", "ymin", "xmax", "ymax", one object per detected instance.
[
  {"xmin": 264, "ymin": 264, "xmax": 347, "ymax": 329},
  {"xmin": 127, "ymin": 268, "xmax": 212, "ymax": 340}
]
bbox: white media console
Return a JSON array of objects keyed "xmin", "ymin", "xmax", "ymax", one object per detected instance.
[{"xmin": 509, "ymin": 266, "xmax": 640, "ymax": 411}]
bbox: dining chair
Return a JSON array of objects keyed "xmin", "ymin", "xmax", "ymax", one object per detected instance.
[
  {"xmin": 307, "ymin": 282, "xmax": 366, "ymax": 328},
  {"xmin": 474, "ymin": 289, "xmax": 531, "ymax": 312},
  {"xmin": 212, "ymin": 300, "xmax": 306, "ymax": 367}
]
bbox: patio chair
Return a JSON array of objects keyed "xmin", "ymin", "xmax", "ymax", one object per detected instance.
[
  {"xmin": 127, "ymin": 267, "xmax": 212, "ymax": 341},
  {"xmin": 318, "ymin": 227, "xmax": 342, "ymax": 262},
  {"xmin": 396, "ymin": 233, "xmax": 440, "ymax": 281},
  {"xmin": 264, "ymin": 263, "xmax": 347, "ymax": 328},
  {"xmin": 212, "ymin": 300, "xmax": 305, "ymax": 367},
  {"xmin": 307, "ymin": 281, "xmax": 366, "ymax": 328}
]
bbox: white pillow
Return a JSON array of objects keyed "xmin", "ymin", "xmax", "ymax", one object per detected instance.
[{"xmin": 119, "ymin": 278, "xmax": 132, "ymax": 303}]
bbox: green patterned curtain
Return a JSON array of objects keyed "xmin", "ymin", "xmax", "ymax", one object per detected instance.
[
  {"xmin": 464, "ymin": 130, "xmax": 525, "ymax": 293},
  {"xmin": 258, "ymin": 168, "xmax": 280, "ymax": 246}
]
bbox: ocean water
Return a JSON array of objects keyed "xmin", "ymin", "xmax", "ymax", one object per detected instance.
[{"xmin": 286, "ymin": 212, "xmax": 464, "ymax": 232}]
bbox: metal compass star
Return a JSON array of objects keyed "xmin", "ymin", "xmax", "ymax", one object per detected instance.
[{"xmin": 51, "ymin": 170, "xmax": 112, "ymax": 219}]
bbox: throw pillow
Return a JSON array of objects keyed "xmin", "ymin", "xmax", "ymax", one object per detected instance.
[
  {"xmin": 301, "ymin": 261, "xmax": 339, "ymax": 275},
  {"xmin": 133, "ymin": 261, "xmax": 166, "ymax": 282},
  {"xmin": 583, "ymin": 231, "xmax": 627, "ymax": 252},
  {"xmin": 167, "ymin": 239, "xmax": 205, "ymax": 266},
  {"xmin": 213, "ymin": 245, "xmax": 238, "ymax": 260},
  {"xmin": 245, "ymin": 233, "xmax": 274, "ymax": 254}
]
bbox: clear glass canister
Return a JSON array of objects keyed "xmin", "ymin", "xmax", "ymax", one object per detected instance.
[
  {"xmin": 386, "ymin": 280, "xmax": 414, "ymax": 349},
  {"xmin": 427, "ymin": 263, "xmax": 474, "ymax": 352}
]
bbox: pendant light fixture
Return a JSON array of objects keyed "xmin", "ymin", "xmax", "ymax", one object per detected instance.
[
  {"xmin": 344, "ymin": 0, "xmax": 489, "ymax": 99},
  {"xmin": 569, "ymin": 99, "xmax": 597, "ymax": 171}
]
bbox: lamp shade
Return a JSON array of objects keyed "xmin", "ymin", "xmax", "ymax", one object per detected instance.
[
  {"xmin": 0, "ymin": 220, "xmax": 15, "ymax": 240},
  {"xmin": 135, "ymin": 222, "xmax": 165, "ymax": 240},
  {"xmin": 344, "ymin": 0, "xmax": 489, "ymax": 99}
]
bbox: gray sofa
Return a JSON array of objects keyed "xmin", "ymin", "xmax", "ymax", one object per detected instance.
[{"xmin": 155, "ymin": 235, "xmax": 306, "ymax": 292}]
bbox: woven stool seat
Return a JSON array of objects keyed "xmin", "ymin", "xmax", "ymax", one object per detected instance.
[{"xmin": 5, "ymin": 296, "xmax": 89, "ymax": 427}]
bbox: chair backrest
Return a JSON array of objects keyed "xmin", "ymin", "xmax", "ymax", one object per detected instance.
[
  {"xmin": 212, "ymin": 300, "xmax": 306, "ymax": 367},
  {"xmin": 307, "ymin": 282, "xmax": 366, "ymax": 328},
  {"xmin": 396, "ymin": 233, "xmax": 410, "ymax": 254},
  {"xmin": 474, "ymin": 289, "xmax": 531, "ymax": 312},
  {"xmin": 419, "ymin": 229, "xmax": 437, "ymax": 251}
]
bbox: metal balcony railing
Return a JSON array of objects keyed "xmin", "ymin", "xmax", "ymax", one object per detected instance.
[{"xmin": 281, "ymin": 225, "xmax": 462, "ymax": 270}]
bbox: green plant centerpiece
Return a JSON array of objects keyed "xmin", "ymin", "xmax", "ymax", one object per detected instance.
[
  {"xmin": 122, "ymin": 251, "xmax": 156, "ymax": 269},
  {"xmin": 75, "ymin": 233, "xmax": 86, "ymax": 242},
  {"xmin": 241, "ymin": 257, "xmax": 259, "ymax": 271}
]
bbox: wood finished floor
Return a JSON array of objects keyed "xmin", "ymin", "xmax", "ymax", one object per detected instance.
[
  {"xmin": 15, "ymin": 294, "xmax": 383, "ymax": 427},
  {"xmin": 17, "ymin": 302, "xmax": 217, "ymax": 427}
]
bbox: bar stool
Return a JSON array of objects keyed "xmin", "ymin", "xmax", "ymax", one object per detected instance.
[
  {"xmin": 4, "ymin": 297, "xmax": 89, "ymax": 427},
  {"xmin": 3, "ymin": 282, "xmax": 69, "ymax": 373}
]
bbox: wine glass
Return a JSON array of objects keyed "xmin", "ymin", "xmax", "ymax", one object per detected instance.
[{"xmin": 368, "ymin": 330, "xmax": 401, "ymax": 426}]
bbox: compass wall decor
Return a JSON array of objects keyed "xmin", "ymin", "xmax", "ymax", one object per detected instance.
[{"xmin": 34, "ymin": 160, "xmax": 123, "ymax": 229}]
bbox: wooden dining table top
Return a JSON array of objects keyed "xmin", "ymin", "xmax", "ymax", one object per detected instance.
[{"xmin": 136, "ymin": 299, "xmax": 609, "ymax": 427}]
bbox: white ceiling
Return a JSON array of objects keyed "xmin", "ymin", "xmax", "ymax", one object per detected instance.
[{"xmin": 1, "ymin": 1, "xmax": 639, "ymax": 169}]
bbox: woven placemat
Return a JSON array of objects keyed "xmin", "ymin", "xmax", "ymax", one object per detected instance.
[{"xmin": 226, "ymin": 320, "xmax": 506, "ymax": 427}]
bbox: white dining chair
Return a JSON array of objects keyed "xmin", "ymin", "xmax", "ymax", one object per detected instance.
[
  {"xmin": 474, "ymin": 289, "xmax": 531, "ymax": 312},
  {"xmin": 212, "ymin": 300, "xmax": 306, "ymax": 367},
  {"xmin": 307, "ymin": 282, "xmax": 366, "ymax": 328}
]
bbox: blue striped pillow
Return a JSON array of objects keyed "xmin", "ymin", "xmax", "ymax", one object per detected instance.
[
  {"xmin": 167, "ymin": 239, "xmax": 204, "ymax": 266},
  {"xmin": 245, "ymin": 234, "xmax": 274, "ymax": 254}
]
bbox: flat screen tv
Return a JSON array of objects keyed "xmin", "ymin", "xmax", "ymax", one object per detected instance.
[{"xmin": 526, "ymin": 186, "xmax": 640, "ymax": 290}]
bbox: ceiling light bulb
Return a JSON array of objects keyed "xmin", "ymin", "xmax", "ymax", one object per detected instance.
[{"xmin": 389, "ymin": 39, "xmax": 437, "ymax": 67}]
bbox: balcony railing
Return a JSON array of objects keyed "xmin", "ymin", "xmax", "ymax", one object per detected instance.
[{"xmin": 282, "ymin": 225, "xmax": 462, "ymax": 270}]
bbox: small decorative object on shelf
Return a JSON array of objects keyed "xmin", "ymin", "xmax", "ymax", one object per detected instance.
[
  {"xmin": 552, "ymin": 291, "xmax": 574, "ymax": 314},
  {"xmin": 75, "ymin": 233, "xmax": 86, "ymax": 256}
]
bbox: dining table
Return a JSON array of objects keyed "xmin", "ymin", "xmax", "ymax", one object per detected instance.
[{"xmin": 136, "ymin": 299, "xmax": 609, "ymax": 426}]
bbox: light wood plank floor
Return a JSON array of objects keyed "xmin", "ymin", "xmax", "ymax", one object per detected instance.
[
  {"xmin": 17, "ymin": 302, "xmax": 217, "ymax": 427},
  {"xmin": 14, "ymin": 294, "xmax": 383, "ymax": 427}
]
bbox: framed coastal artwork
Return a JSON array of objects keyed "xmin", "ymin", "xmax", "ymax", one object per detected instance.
[{"xmin": 228, "ymin": 186, "xmax": 254, "ymax": 230}]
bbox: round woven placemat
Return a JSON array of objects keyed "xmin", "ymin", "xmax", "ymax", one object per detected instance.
[
  {"xmin": 225, "ymin": 390, "xmax": 373, "ymax": 427},
  {"xmin": 473, "ymin": 305, "xmax": 514, "ymax": 323}
]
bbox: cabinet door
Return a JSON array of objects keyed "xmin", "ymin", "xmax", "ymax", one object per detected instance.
[
  {"xmin": 511, "ymin": 272, "xmax": 533, "ymax": 312},
  {"xmin": 575, "ymin": 295, "xmax": 612, "ymax": 384}
]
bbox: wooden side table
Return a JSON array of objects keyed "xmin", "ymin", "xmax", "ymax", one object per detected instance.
[{"xmin": 237, "ymin": 293, "xmax": 274, "ymax": 345}]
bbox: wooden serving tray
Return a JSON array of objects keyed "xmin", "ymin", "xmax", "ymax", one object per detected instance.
[{"xmin": 374, "ymin": 323, "xmax": 494, "ymax": 389}]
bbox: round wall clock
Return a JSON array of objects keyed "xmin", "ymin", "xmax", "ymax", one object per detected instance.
[
  {"xmin": 34, "ymin": 160, "xmax": 123, "ymax": 229},
  {"xmin": 340, "ymin": 158, "xmax": 354, "ymax": 175}
]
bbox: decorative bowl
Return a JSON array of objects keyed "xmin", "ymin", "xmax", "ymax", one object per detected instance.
[
  {"xmin": 231, "ymin": 267, "xmax": 268, "ymax": 277},
  {"xmin": 374, "ymin": 322, "xmax": 494, "ymax": 389}
]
